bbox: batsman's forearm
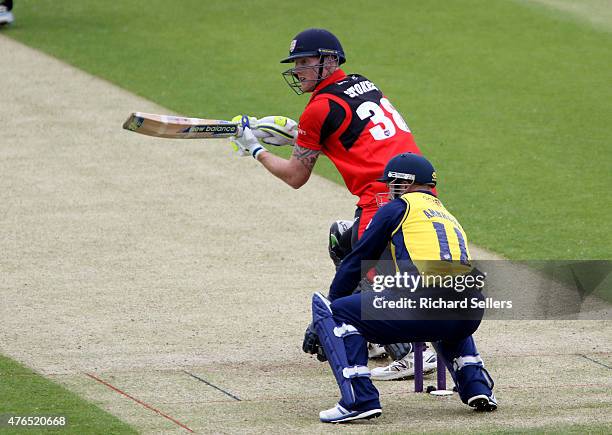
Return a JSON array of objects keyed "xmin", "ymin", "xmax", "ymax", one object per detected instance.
[{"xmin": 257, "ymin": 151, "xmax": 311, "ymax": 189}]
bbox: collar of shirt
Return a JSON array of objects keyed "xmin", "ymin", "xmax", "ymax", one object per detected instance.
[
  {"xmin": 309, "ymin": 69, "xmax": 347, "ymax": 100},
  {"xmin": 413, "ymin": 189, "xmax": 437, "ymax": 197}
]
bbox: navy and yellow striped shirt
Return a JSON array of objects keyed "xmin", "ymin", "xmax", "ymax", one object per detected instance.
[{"xmin": 329, "ymin": 191, "xmax": 471, "ymax": 301}]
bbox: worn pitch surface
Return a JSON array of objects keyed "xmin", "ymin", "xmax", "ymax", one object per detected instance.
[{"xmin": 1, "ymin": 36, "xmax": 610, "ymax": 433}]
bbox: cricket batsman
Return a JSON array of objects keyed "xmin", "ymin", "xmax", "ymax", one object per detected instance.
[
  {"xmin": 230, "ymin": 28, "xmax": 435, "ymax": 375},
  {"xmin": 303, "ymin": 153, "xmax": 497, "ymax": 422}
]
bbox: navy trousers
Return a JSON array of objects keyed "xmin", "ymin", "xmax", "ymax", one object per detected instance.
[{"xmin": 325, "ymin": 288, "xmax": 494, "ymax": 411}]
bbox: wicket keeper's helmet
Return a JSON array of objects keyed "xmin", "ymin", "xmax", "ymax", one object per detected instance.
[
  {"xmin": 280, "ymin": 28, "xmax": 346, "ymax": 64},
  {"xmin": 378, "ymin": 153, "xmax": 437, "ymax": 186}
]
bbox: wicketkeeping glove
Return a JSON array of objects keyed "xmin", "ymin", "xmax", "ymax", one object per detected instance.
[
  {"xmin": 230, "ymin": 127, "xmax": 267, "ymax": 160},
  {"xmin": 302, "ymin": 323, "xmax": 327, "ymax": 362}
]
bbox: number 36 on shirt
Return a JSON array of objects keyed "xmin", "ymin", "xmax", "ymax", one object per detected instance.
[{"xmin": 356, "ymin": 97, "xmax": 411, "ymax": 140}]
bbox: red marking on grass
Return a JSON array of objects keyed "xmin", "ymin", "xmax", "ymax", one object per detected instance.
[{"xmin": 85, "ymin": 373, "xmax": 194, "ymax": 433}]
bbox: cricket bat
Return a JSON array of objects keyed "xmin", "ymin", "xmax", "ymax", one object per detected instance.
[{"xmin": 122, "ymin": 112, "xmax": 241, "ymax": 139}]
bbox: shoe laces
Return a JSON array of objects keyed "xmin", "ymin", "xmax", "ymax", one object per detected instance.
[{"xmin": 391, "ymin": 357, "xmax": 412, "ymax": 371}]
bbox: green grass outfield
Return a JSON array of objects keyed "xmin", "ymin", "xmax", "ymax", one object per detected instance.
[
  {"xmin": 5, "ymin": 0, "xmax": 611, "ymax": 260},
  {"xmin": 0, "ymin": 356, "xmax": 135, "ymax": 434},
  {"xmin": 1, "ymin": 2, "xmax": 611, "ymax": 433}
]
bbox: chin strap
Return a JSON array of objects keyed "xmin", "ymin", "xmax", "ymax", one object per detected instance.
[
  {"xmin": 315, "ymin": 54, "xmax": 340, "ymax": 88},
  {"xmin": 316, "ymin": 55, "xmax": 326, "ymax": 87}
]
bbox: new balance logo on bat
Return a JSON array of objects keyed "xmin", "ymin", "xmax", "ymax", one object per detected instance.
[{"xmin": 181, "ymin": 125, "xmax": 238, "ymax": 134}]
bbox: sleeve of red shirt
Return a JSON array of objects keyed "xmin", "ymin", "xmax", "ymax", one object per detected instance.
[{"xmin": 295, "ymin": 98, "xmax": 329, "ymax": 151}]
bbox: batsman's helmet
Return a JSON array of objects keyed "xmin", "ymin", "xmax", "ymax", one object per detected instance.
[
  {"xmin": 378, "ymin": 153, "xmax": 437, "ymax": 186},
  {"xmin": 280, "ymin": 28, "xmax": 346, "ymax": 64}
]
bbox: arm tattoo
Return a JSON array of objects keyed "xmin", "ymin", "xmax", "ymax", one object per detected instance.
[{"xmin": 293, "ymin": 144, "xmax": 321, "ymax": 171}]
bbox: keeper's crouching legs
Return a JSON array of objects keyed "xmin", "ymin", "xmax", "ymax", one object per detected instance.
[
  {"xmin": 312, "ymin": 293, "xmax": 381, "ymax": 412},
  {"xmin": 432, "ymin": 337, "xmax": 497, "ymax": 410}
]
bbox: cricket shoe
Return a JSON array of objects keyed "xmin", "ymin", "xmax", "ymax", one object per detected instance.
[
  {"xmin": 0, "ymin": 5, "xmax": 13, "ymax": 26},
  {"xmin": 371, "ymin": 348, "xmax": 437, "ymax": 381},
  {"xmin": 368, "ymin": 343, "xmax": 387, "ymax": 359},
  {"xmin": 319, "ymin": 403, "xmax": 382, "ymax": 423},
  {"xmin": 468, "ymin": 393, "xmax": 498, "ymax": 412}
]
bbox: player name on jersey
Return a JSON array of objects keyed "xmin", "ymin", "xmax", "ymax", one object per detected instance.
[
  {"xmin": 343, "ymin": 79, "xmax": 379, "ymax": 98},
  {"xmin": 422, "ymin": 208, "xmax": 460, "ymax": 226}
]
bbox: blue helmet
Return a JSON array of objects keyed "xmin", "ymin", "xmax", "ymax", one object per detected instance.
[
  {"xmin": 280, "ymin": 28, "xmax": 346, "ymax": 64},
  {"xmin": 378, "ymin": 153, "xmax": 437, "ymax": 186}
]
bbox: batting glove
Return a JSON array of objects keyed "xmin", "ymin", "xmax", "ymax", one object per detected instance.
[
  {"xmin": 231, "ymin": 114, "xmax": 258, "ymax": 131},
  {"xmin": 232, "ymin": 114, "xmax": 297, "ymax": 146},
  {"xmin": 255, "ymin": 116, "xmax": 297, "ymax": 146},
  {"xmin": 230, "ymin": 127, "xmax": 266, "ymax": 160}
]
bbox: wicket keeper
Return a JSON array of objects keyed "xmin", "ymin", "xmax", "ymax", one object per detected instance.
[{"xmin": 303, "ymin": 153, "xmax": 497, "ymax": 423}]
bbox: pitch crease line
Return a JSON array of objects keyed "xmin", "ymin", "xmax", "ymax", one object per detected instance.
[
  {"xmin": 183, "ymin": 370, "xmax": 241, "ymax": 401},
  {"xmin": 580, "ymin": 354, "xmax": 612, "ymax": 370},
  {"xmin": 85, "ymin": 373, "xmax": 194, "ymax": 433}
]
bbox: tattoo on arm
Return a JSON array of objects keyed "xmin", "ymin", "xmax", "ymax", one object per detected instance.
[{"xmin": 293, "ymin": 144, "xmax": 320, "ymax": 171}]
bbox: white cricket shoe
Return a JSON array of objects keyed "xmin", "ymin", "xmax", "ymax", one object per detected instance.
[
  {"xmin": 371, "ymin": 348, "xmax": 437, "ymax": 381},
  {"xmin": 468, "ymin": 393, "xmax": 498, "ymax": 412},
  {"xmin": 0, "ymin": 5, "xmax": 13, "ymax": 26},
  {"xmin": 368, "ymin": 343, "xmax": 387, "ymax": 359},
  {"xmin": 319, "ymin": 403, "xmax": 382, "ymax": 423}
]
